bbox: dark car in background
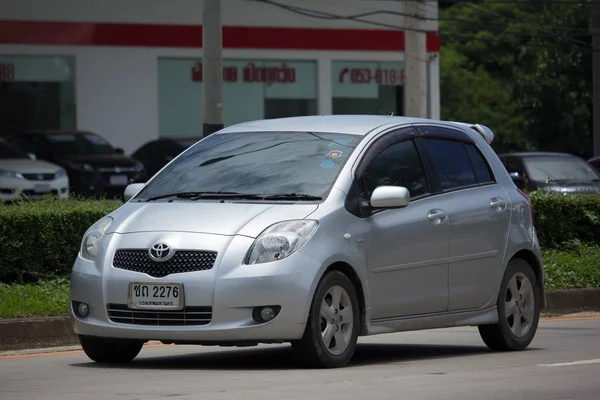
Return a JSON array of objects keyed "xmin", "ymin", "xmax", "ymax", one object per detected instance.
[
  {"xmin": 6, "ymin": 130, "xmax": 146, "ymax": 199},
  {"xmin": 131, "ymin": 137, "xmax": 201, "ymax": 178},
  {"xmin": 499, "ymin": 152, "xmax": 600, "ymax": 194}
]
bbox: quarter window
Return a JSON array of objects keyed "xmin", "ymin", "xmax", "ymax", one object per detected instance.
[
  {"xmin": 465, "ymin": 143, "xmax": 495, "ymax": 184},
  {"xmin": 423, "ymin": 138, "xmax": 477, "ymax": 190},
  {"xmin": 361, "ymin": 139, "xmax": 429, "ymax": 198}
]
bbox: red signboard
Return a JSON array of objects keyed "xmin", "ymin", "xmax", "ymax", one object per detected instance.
[
  {"xmin": 338, "ymin": 67, "xmax": 406, "ymax": 85},
  {"xmin": 191, "ymin": 62, "xmax": 296, "ymax": 85},
  {"xmin": 0, "ymin": 64, "xmax": 15, "ymax": 81}
]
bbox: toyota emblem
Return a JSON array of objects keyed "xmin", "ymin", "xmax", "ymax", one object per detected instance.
[{"xmin": 148, "ymin": 243, "xmax": 173, "ymax": 262}]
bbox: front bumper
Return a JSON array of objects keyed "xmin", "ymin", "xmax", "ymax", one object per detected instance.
[
  {"xmin": 70, "ymin": 231, "xmax": 317, "ymax": 343},
  {"xmin": 0, "ymin": 176, "xmax": 69, "ymax": 201}
]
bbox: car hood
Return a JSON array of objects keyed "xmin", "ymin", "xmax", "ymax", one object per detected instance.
[
  {"xmin": 108, "ymin": 202, "xmax": 320, "ymax": 238},
  {"xmin": 0, "ymin": 158, "xmax": 62, "ymax": 173},
  {"xmin": 59, "ymin": 153, "xmax": 138, "ymax": 168}
]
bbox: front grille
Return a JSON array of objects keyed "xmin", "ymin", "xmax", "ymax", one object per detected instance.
[
  {"xmin": 107, "ymin": 303, "xmax": 212, "ymax": 326},
  {"xmin": 21, "ymin": 189, "xmax": 59, "ymax": 196},
  {"xmin": 22, "ymin": 173, "xmax": 55, "ymax": 181},
  {"xmin": 113, "ymin": 249, "xmax": 217, "ymax": 278}
]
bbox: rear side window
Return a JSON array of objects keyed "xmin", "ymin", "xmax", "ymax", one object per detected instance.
[
  {"xmin": 465, "ymin": 143, "xmax": 495, "ymax": 184},
  {"xmin": 422, "ymin": 138, "xmax": 477, "ymax": 190}
]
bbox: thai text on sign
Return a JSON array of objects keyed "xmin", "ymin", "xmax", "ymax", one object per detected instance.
[{"xmin": 191, "ymin": 62, "xmax": 296, "ymax": 85}]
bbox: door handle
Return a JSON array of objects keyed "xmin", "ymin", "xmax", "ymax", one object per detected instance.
[
  {"xmin": 490, "ymin": 197, "xmax": 507, "ymax": 211},
  {"xmin": 427, "ymin": 209, "xmax": 447, "ymax": 225}
]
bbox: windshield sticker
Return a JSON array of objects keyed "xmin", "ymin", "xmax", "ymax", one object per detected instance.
[
  {"xmin": 330, "ymin": 137, "xmax": 353, "ymax": 146},
  {"xmin": 320, "ymin": 160, "xmax": 335, "ymax": 169},
  {"xmin": 327, "ymin": 150, "xmax": 343, "ymax": 158}
]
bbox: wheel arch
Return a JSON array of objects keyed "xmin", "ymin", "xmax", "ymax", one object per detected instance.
[
  {"xmin": 508, "ymin": 249, "xmax": 546, "ymax": 308},
  {"xmin": 320, "ymin": 261, "xmax": 368, "ymax": 336}
]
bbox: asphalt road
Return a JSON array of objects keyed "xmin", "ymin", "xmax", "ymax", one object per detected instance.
[{"xmin": 2, "ymin": 315, "xmax": 600, "ymax": 400}]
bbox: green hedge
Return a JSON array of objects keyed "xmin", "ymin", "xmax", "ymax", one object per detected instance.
[
  {"xmin": 0, "ymin": 191, "xmax": 599, "ymax": 284},
  {"xmin": 529, "ymin": 191, "xmax": 600, "ymax": 249},
  {"xmin": 0, "ymin": 198, "xmax": 121, "ymax": 283}
]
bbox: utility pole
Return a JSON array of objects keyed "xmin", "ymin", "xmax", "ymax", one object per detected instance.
[
  {"xmin": 403, "ymin": 0, "xmax": 428, "ymax": 118},
  {"xmin": 593, "ymin": 0, "xmax": 600, "ymax": 156},
  {"xmin": 202, "ymin": 0, "xmax": 224, "ymax": 137}
]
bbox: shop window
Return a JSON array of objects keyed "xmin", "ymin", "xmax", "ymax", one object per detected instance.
[
  {"xmin": 157, "ymin": 58, "xmax": 317, "ymax": 138},
  {"xmin": 331, "ymin": 61, "xmax": 407, "ymax": 116},
  {"xmin": 0, "ymin": 55, "xmax": 76, "ymax": 137}
]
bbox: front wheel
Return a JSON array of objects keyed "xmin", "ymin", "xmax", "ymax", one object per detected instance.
[
  {"xmin": 292, "ymin": 270, "xmax": 360, "ymax": 368},
  {"xmin": 79, "ymin": 335, "xmax": 144, "ymax": 363},
  {"xmin": 478, "ymin": 258, "xmax": 541, "ymax": 351}
]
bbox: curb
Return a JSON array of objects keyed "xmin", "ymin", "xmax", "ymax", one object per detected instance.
[{"xmin": 1, "ymin": 288, "xmax": 600, "ymax": 352}]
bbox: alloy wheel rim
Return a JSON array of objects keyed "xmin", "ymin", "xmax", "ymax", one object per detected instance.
[
  {"xmin": 320, "ymin": 285, "xmax": 354, "ymax": 355},
  {"xmin": 504, "ymin": 272, "xmax": 535, "ymax": 338}
]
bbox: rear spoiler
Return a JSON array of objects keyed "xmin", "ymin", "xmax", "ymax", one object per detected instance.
[{"xmin": 453, "ymin": 122, "xmax": 495, "ymax": 144}]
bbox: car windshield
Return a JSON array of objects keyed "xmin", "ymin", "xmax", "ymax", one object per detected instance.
[
  {"xmin": 523, "ymin": 157, "xmax": 600, "ymax": 183},
  {"xmin": 134, "ymin": 131, "xmax": 362, "ymax": 200},
  {"xmin": 0, "ymin": 140, "xmax": 28, "ymax": 159},
  {"xmin": 45, "ymin": 133, "xmax": 115, "ymax": 155}
]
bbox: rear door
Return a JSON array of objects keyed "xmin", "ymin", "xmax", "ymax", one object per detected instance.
[{"xmin": 416, "ymin": 125, "xmax": 512, "ymax": 311}]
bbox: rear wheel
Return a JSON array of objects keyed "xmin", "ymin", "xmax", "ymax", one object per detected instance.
[
  {"xmin": 79, "ymin": 335, "xmax": 144, "ymax": 363},
  {"xmin": 478, "ymin": 258, "xmax": 540, "ymax": 351},
  {"xmin": 291, "ymin": 270, "xmax": 360, "ymax": 368}
]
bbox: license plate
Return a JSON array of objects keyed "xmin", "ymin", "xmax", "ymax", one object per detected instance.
[
  {"xmin": 109, "ymin": 175, "xmax": 128, "ymax": 186},
  {"xmin": 33, "ymin": 184, "xmax": 51, "ymax": 193},
  {"xmin": 128, "ymin": 282, "xmax": 184, "ymax": 310}
]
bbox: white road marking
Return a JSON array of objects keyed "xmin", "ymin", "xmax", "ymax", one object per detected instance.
[{"xmin": 537, "ymin": 359, "xmax": 600, "ymax": 367}]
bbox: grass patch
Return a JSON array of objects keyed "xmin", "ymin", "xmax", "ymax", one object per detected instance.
[
  {"xmin": 543, "ymin": 242, "xmax": 600, "ymax": 291},
  {"xmin": 0, "ymin": 278, "xmax": 69, "ymax": 319},
  {"xmin": 1, "ymin": 245, "xmax": 599, "ymax": 318}
]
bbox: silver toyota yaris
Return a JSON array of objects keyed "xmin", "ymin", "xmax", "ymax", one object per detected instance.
[{"xmin": 70, "ymin": 115, "xmax": 546, "ymax": 368}]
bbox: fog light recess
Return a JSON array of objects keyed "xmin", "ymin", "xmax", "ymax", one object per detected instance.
[
  {"xmin": 252, "ymin": 306, "xmax": 281, "ymax": 323},
  {"xmin": 73, "ymin": 301, "xmax": 89, "ymax": 318}
]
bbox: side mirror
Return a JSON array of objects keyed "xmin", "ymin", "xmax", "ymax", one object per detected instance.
[
  {"xmin": 115, "ymin": 147, "xmax": 125, "ymax": 155},
  {"xmin": 123, "ymin": 182, "xmax": 145, "ymax": 203},
  {"xmin": 509, "ymin": 171, "xmax": 522, "ymax": 183},
  {"xmin": 27, "ymin": 153, "xmax": 36, "ymax": 160},
  {"xmin": 370, "ymin": 186, "xmax": 410, "ymax": 209}
]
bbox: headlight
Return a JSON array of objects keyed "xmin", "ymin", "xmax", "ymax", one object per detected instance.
[
  {"xmin": 134, "ymin": 162, "xmax": 144, "ymax": 172},
  {"xmin": 55, "ymin": 169, "xmax": 67, "ymax": 178},
  {"xmin": 245, "ymin": 220, "xmax": 319, "ymax": 265},
  {"xmin": 80, "ymin": 216, "xmax": 113, "ymax": 261},
  {"xmin": 0, "ymin": 170, "xmax": 24, "ymax": 179}
]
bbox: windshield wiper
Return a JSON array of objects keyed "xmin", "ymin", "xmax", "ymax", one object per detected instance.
[
  {"xmin": 143, "ymin": 191, "xmax": 264, "ymax": 202},
  {"xmin": 263, "ymin": 193, "xmax": 323, "ymax": 201}
]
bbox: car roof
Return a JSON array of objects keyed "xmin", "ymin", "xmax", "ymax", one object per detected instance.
[{"xmin": 218, "ymin": 115, "xmax": 460, "ymax": 136}]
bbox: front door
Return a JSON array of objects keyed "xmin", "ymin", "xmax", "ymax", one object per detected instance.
[{"xmin": 358, "ymin": 136, "xmax": 450, "ymax": 320}]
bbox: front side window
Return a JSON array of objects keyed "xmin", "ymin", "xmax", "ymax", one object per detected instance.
[
  {"xmin": 360, "ymin": 139, "xmax": 429, "ymax": 199},
  {"xmin": 523, "ymin": 157, "xmax": 600, "ymax": 183},
  {"xmin": 423, "ymin": 138, "xmax": 477, "ymax": 190},
  {"xmin": 134, "ymin": 131, "xmax": 362, "ymax": 200}
]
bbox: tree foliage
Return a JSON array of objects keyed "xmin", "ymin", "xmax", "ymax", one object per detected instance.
[{"xmin": 439, "ymin": 0, "xmax": 593, "ymax": 157}]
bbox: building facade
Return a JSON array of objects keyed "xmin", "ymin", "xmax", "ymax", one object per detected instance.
[{"xmin": 0, "ymin": 0, "xmax": 440, "ymax": 153}]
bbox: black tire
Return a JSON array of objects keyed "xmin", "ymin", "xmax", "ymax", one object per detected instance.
[
  {"xmin": 291, "ymin": 270, "xmax": 360, "ymax": 368},
  {"xmin": 478, "ymin": 258, "xmax": 541, "ymax": 351},
  {"xmin": 79, "ymin": 335, "xmax": 144, "ymax": 363}
]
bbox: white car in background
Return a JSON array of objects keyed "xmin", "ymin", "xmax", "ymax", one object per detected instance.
[{"xmin": 0, "ymin": 138, "xmax": 69, "ymax": 202}]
